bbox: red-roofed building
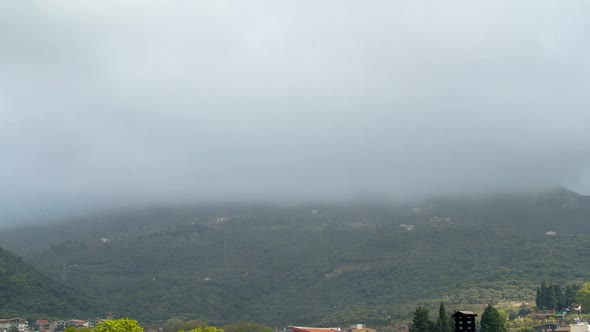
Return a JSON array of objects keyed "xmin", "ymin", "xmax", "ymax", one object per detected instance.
[{"xmin": 35, "ymin": 319, "xmax": 50, "ymax": 331}]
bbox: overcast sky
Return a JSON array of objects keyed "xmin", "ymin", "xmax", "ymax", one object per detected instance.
[{"xmin": 1, "ymin": 1, "xmax": 590, "ymax": 224}]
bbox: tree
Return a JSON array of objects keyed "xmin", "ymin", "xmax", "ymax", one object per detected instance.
[
  {"xmin": 163, "ymin": 319, "xmax": 210, "ymax": 332},
  {"xmin": 164, "ymin": 319, "xmax": 185, "ymax": 332},
  {"xmin": 410, "ymin": 306, "xmax": 434, "ymax": 332},
  {"xmin": 553, "ymin": 285, "xmax": 565, "ymax": 310},
  {"xmin": 535, "ymin": 281, "xmax": 566, "ymax": 310},
  {"xmin": 539, "ymin": 280, "xmax": 549, "ymax": 309},
  {"xmin": 497, "ymin": 310, "xmax": 508, "ymax": 326},
  {"xmin": 223, "ymin": 322, "xmax": 273, "ymax": 332},
  {"xmin": 518, "ymin": 303, "xmax": 532, "ymax": 317},
  {"xmin": 94, "ymin": 318, "xmax": 144, "ymax": 332},
  {"xmin": 566, "ymin": 284, "xmax": 581, "ymax": 307},
  {"xmin": 480, "ymin": 304, "xmax": 506, "ymax": 332},
  {"xmin": 179, "ymin": 327, "xmax": 224, "ymax": 332},
  {"xmin": 537, "ymin": 281, "xmax": 554, "ymax": 309},
  {"xmin": 183, "ymin": 320, "xmax": 209, "ymax": 331},
  {"xmin": 549, "ymin": 286, "xmax": 558, "ymax": 310},
  {"xmin": 436, "ymin": 303, "xmax": 451, "ymax": 332},
  {"xmin": 576, "ymin": 283, "xmax": 590, "ymax": 313}
]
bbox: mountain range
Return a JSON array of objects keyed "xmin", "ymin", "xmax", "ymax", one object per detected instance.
[{"xmin": 0, "ymin": 187, "xmax": 589, "ymax": 326}]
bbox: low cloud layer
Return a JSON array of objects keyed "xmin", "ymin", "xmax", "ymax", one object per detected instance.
[{"xmin": 1, "ymin": 1, "xmax": 589, "ymax": 224}]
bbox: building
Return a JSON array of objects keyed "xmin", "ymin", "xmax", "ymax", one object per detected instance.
[
  {"xmin": 35, "ymin": 320, "xmax": 50, "ymax": 331},
  {"xmin": 400, "ymin": 224, "xmax": 415, "ymax": 231},
  {"xmin": 452, "ymin": 311, "xmax": 477, "ymax": 332},
  {"xmin": 346, "ymin": 326, "xmax": 376, "ymax": 332},
  {"xmin": 289, "ymin": 325, "xmax": 375, "ymax": 332},
  {"xmin": 288, "ymin": 327, "xmax": 341, "ymax": 332},
  {"xmin": 0, "ymin": 318, "xmax": 28, "ymax": 332},
  {"xmin": 570, "ymin": 320, "xmax": 590, "ymax": 332},
  {"xmin": 534, "ymin": 323, "xmax": 562, "ymax": 332},
  {"xmin": 67, "ymin": 319, "xmax": 89, "ymax": 328}
]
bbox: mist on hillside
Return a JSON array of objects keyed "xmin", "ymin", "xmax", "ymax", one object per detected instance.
[{"xmin": 1, "ymin": 1, "xmax": 590, "ymax": 225}]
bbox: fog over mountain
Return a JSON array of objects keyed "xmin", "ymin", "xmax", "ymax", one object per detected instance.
[{"xmin": 1, "ymin": 1, "xmax": 589, "ymax": 225}]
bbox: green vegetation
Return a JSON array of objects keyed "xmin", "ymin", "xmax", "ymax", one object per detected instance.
[
  {"xmin": 480, "ymin": 304, "xmax": 506, "ymax": 332},
  {"xmin": 163, "ymin": 319, "xmax": 208, "ymax": 332},
  {"xmin": 410, "ymin": 306, "xmax": 435, "ymax": 332},
  {"xmin": 222, "ymin": 322, "xmax": 273, "ymax": 332},
  {"xmin": 163, "ymin": 319, "xmax": 264, "ymax": 332},
  {"xmin": 1, "ymin": 188, "xmax": 590, "ymax": 325},
  {"xmin": 575, "ymin": 283, "xmax": 590, "ymax": 311},
  {"xmin": 179, "ymin": 327, "xmax": 224, "ymax": 332},
  {"xmin": 65, "ymin": 328, "xmax": 92, "ymax": 332},
  {"xmin": 409, "ymin": 303, "xmax": 453, "ymax": 332},
  {"xmin": 435, "ymin": 303, "xmax": 451, "ymax": 332},
  {"xmin": 94, "ymin": 318, "xmax": 144, "ymax": 332},
  {"xmin": 0, "ymin": 247, "xmax": 97, "ymax": 319},
  {"xmin": 534, "ymin": 281, "xmax": 578, "ymax": 310}
]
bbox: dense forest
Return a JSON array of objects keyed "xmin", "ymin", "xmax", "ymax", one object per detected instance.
[
  {"xmin": 0, "ymin": 247, "xmax": 97, "ymax": 319},
  {"xmin": 1, "ymin": 188, "xmax": 590, "ymax": 326}
]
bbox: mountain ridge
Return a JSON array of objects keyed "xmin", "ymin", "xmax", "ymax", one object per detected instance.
[
  {"xmin": 0, "ymin": 187, "xmax": 588, "ymax": 325},
  {"xmin": 0, "ymin": 246, "xmax": 99, "ymax": 319}
]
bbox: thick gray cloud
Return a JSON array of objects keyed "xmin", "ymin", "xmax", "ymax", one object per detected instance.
[{"xmin": 1, "ymin": 1, "xmax": 589, "ymax": 224}]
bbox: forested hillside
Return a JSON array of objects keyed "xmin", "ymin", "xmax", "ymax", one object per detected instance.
[
  {"xmin": 1, "ymin": 188, "xmax": 589, "ymax": 326},
  {"xmin": 0, "ymin": 247, "xmax": 98, "ymax": 319}
]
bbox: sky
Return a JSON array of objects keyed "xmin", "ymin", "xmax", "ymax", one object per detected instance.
[{"xmin": 1, "ymin": 1, "xmax": 590, "ymax": 224}]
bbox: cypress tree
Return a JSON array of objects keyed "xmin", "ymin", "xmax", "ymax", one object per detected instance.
[
  {"xmin": 549, "ymin": 286, "xmax": 558, "ymax": 310},
  {"xmin": 565, "ymin": 285, "xmax": 573, "ymax": 307},
  {"xmin": 540, "ymin": 281, "xmax": 548, "ymax": 309},
  {"xmin": 480, "ymin": 304, "xmax": 506, "ymax": 332},
  {"xmin": 566, "ymin": 284, "xmax": 581, "ymax": 308},
  {"xmin": 436, "ymin": 303, "xmax": 451, "ymax": 332},
  {"xmin": 554, "ymin": 285, "xmax": 565, "ymax": 310},
  {"xmin": 410, "ymin": 306, "xmax": 434, "ymax": 332}
]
